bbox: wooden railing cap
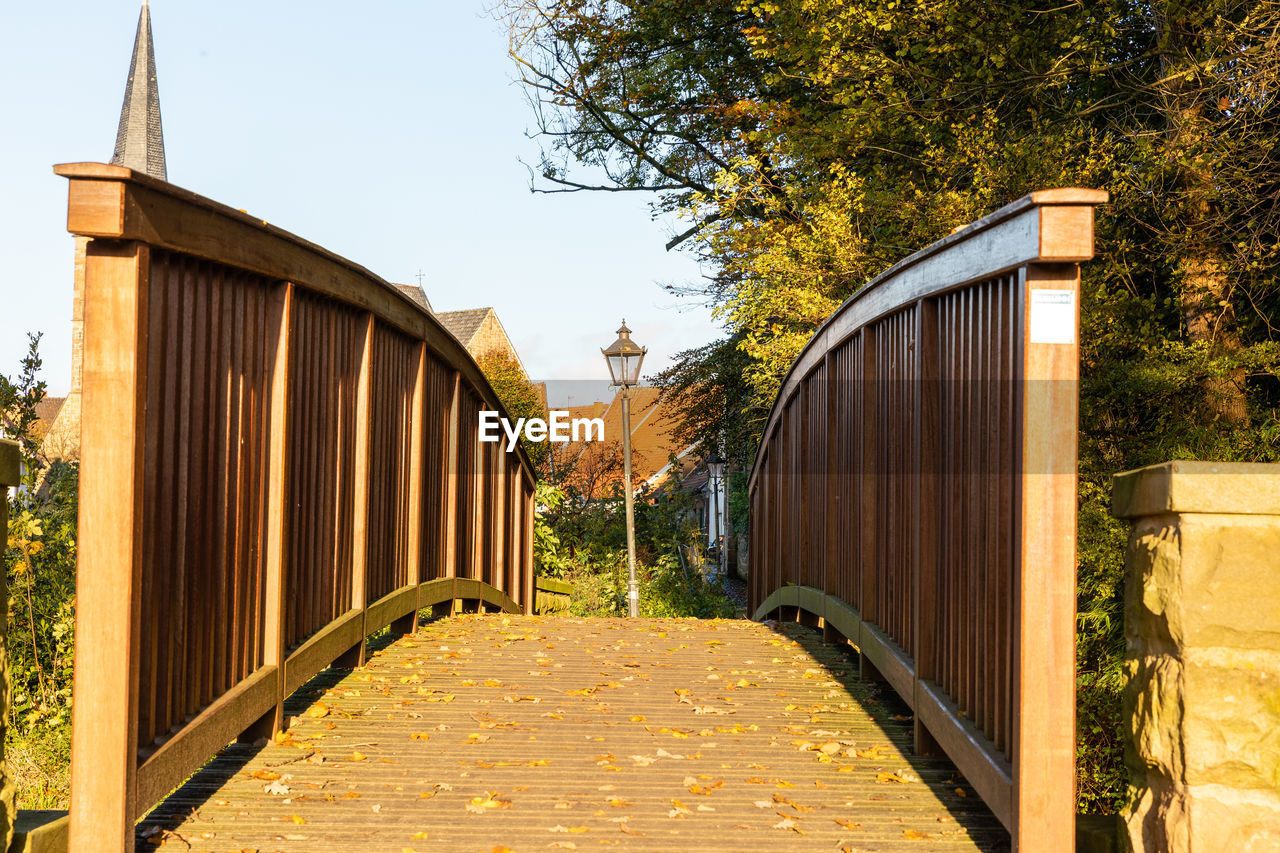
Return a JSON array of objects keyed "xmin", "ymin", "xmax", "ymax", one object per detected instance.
[
  {"xmin": 53, "ymin": 161, "xmax": 538, "ymax": 479},
  {"xmin": 0, "ymin": 437, "xmax": 19, "ymax": 487},
  {"xmin": 748, "ymin": 187, "xmax": 1108, "ymax": 491},
  {"xmin": 1112, "ymin": 460, "xmax": 1280, "ymax": 518},
  {"xmin": 1029, "ymin": 188, "xmax": 1110, "ymax": 205},
  {"xmin": 53, "ymin": 161, "xmax": 389, "ymax": 287}
]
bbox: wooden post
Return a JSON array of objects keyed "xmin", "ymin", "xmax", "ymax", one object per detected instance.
[
  {"xmin": 396, "ymin": 343, "xmax": 427, "ymax": 635},
  {"xmin": 523, "ymin": 480, "xmax": 535, "ymax": 613},
  {"xmin": 69, "ymin": 242, "xmax": 150, "ymax": 852},
  {"xmin": 1011, "ymin": 263, "xmax": 1079, "ymax": 851},
  {"xmin": 347, "ymin": 314, "xmax": 375, "ymax": 665},
  {"xmin": 249, "ymin": 281, "xmax": 293, "ymax": 740},
  {"xmin": 472, "ymin": 424, "xmax": 484, "ymax": 584},
  {"xmin": 434, "ymin": 372, "xmax": 461, "ymax": 619},
  {"xmin": 493, "ymin": 445, "xmax": 507, "ymax": 595}
]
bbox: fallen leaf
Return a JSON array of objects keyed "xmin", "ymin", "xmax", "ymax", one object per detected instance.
[{"xmin": 305, "ymin": 703, "xmax": 329, "ymax": 719}]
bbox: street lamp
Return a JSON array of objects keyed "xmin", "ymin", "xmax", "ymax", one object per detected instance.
[
  {"xmin": 706, "ymin": 455, "xmax": 726, "ymax": 584},
  {"xmin": 602, "ymin": 321, "xmax": 647, "ymax": 617}
]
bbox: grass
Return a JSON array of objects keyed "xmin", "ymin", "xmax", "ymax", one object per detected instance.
[{"xmin": 6, "ymin": 724, "xmax": 71, "ymax": 810}]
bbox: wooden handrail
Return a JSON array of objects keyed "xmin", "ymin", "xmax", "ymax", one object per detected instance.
[
  {"xmin": 58, "ymin": 163, "xmax": 538, "ymax": 852},
  {"xmin": 748, "ymin": 189, "xmax": 1106, "ymax": 852}
]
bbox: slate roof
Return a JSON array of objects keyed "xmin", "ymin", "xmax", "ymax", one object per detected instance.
[
  {"xmin": 31, "ymin": 398, "xmax": 66, "ymax": 442},
  {"xmin": 436, "ymin": 308, "xmax": 493, "ymax": 346},
  {"xmin": 392, "ymin": 283, "xmax": 433, "ymax": 313},
  {"xmin": 111, "ymin": 1, "xmax": 167, "ymax": 180},
  {"xmin": 554, "ymin": 387, "xmax": 695, "ymax": 498}
]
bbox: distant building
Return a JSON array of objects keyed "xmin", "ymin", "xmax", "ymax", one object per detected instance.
[
  {"xmin": 435, "ymin": 307, "xmax": 545, "ymax": 407},
  {"xmin": 392, "ymin": 283, "xmax": 433, "ymax": 314},
  {"xmin": 554, "ymin": 387, "xmax": 699, "ymax": 499},
  {"xmin": 45, "ymin": 1, "xmax": 167, "ymax": 462},
  {"xmin": 436, "ymin": 308, "xmax": 525, "ymax": 373}
]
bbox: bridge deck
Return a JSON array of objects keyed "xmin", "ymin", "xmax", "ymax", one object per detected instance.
[{"xmin": 140, "ymin": 616, "xmax": 1007, "ymax": 851}]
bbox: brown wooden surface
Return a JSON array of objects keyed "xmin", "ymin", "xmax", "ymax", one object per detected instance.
[
  {"xmin": 140, "ymin": 616, "xmax": 1006, "ymax": 852},
  {"xmin": 747, "ymin": 191, "xmax": 1102, "ymax": 851},
  {"xmin": 1011, "ymin": 264, "xmax": 1080, "ymax": 849},
  {"xmin": 69, "ymin": 242, "xmax": 149, "ymax": 851},
  {"xmin": 61, "ymin": 165, "xmax": 539, "ymax": 851}
]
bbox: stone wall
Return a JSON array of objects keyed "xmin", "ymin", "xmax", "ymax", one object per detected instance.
[{"xmin": 1112, "ymin": 461, "xmax": 1280, "ymax": 853}]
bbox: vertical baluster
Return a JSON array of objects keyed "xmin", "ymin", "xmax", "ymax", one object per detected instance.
[
  {"xmin": 913, "ymin": 298, "xmax": 940, "ymax": 754},
  {"xmin": 859, "ymin": 325, "xmax": 877, "ymax": 625}
]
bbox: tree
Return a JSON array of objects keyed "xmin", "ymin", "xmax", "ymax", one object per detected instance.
[
  {"xmin": 505, "ymin": 0, "xmax": 1280, "ymax": 811},
  {"xmin": 475, "ymin": 348, "xmax": 551, "ymax": 475}
]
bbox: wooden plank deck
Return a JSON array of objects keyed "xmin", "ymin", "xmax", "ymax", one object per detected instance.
[{"xmin": 138, "ymin": 616, "xmax": 1008, "ymax": 851}]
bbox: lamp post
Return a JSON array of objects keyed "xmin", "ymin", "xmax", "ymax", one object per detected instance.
[
  {"xmin": 602, "ymin": 320, "xmax": 647, "ymax": 617},
  {"xmin": 706, "ymin": 455, "xmax": 726, "ymax": 585}
]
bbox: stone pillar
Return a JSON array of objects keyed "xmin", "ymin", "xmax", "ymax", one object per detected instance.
[
  {"xmin": 1112, "ymin": 461, "xmax": 1280, "ymax": 853},
  {"xmin": 0, "ymin": 438, "xmax": 21, "ymax": 849}
]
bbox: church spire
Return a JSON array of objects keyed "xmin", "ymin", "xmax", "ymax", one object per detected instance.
[{"xmin": 111, "ymin": 1, "xmax": 167, "ymax": 180}]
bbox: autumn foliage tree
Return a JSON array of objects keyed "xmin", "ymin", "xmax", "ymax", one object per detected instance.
[
  {"xmin": 475, "ymin": 348, "xmax": 551, "ymax": 475},
  {"xmin": 504, "ymin": 0, "xmax": 1280, "ymax": 811}
]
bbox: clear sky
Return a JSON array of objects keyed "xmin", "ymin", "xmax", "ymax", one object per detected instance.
[{"xmin": 0, "ymin": 1, "xmax": 719, "ymax": 405}]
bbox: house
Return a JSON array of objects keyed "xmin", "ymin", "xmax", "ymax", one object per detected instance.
[
  {"xmin": 436, "ymin": 308, "xmax": 526, "ymax": 374},
  {"xmin": 553, "ymin": 386, "xmax": 694, "ymax": 499},
  {"xmin": 436, "ymin": 307, "xmax": 545, "ymax": 407}
]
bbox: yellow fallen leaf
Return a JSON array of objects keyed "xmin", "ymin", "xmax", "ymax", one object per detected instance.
[
  {"xmin": 350, "ymin": 751, "xmax": 366, "ymax": 762},
  {"xmin": 290, "ymin": 815, "xmax": 306, "ymax": 825},
  {"xmin": 305, "ymin": 703, "xmax": 329, "ymax": 719},
  {"xmin": 411, "ymin": 732, "xmax": 430, "ymax": 741},
  {"xmin": 410, "ymin": 831, "xmax": 429, "ymax": 839}
]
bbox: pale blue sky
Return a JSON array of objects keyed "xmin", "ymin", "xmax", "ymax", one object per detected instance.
[{"xmin": 0, "ymin": 2, "xmax": 718, "ymax": 404}]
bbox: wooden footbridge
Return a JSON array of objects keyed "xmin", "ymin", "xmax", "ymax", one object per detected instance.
[{"xmin": 46, "ymin": 165, "xmax": 1103, "ymax": 852}]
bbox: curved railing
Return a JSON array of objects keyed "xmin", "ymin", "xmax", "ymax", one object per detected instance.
[
  {"xmin": 57, "ymin": 163, "xmax": 537, "ymax": 851},
  {"xmin": 748, "ymin": 189, "xmax": 1106, "ymax": 852}
]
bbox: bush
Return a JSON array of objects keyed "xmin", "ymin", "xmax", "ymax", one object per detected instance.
[{"xmin": 3, "ymin": 335, "xmax": 77, "ymax": 809}]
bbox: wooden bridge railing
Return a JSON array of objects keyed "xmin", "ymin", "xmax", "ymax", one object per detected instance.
[
  {"xmin": 57, "ymin": 163, "xmax": 537, "ymax": 852},
  {"xmin": 748, "ymin": 189, "xmax": 1106, "ymax": 851}
]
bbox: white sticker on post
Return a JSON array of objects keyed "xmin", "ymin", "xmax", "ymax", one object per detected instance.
[{"xmin": 1029, "ymin": 289, "xmax": 1076, "ymax": 344}]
